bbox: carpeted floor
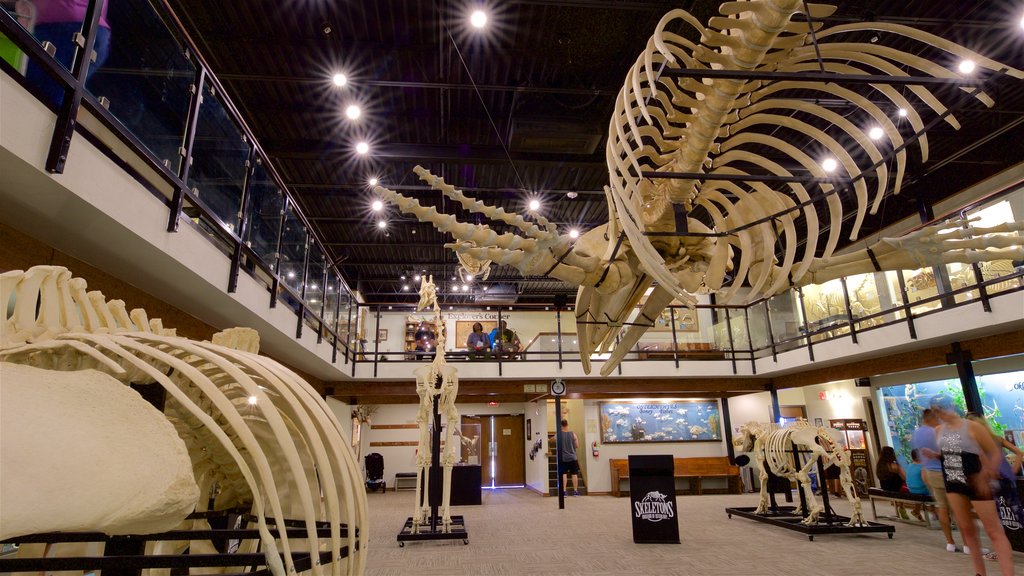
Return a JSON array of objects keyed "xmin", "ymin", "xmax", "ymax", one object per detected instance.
[{"xmin": 365, "ymin": 488, "xmax": 1024, "ymax": 575}]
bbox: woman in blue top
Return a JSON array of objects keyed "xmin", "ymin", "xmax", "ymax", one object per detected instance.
[{"xmin": 906, "ymin": 449, "xmax": 929, "ymax": 495}]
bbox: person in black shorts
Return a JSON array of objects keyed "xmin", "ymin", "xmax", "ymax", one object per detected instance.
[{"xmin": 558, "ymin": 419, "xmax": 581, "ymax": 497}]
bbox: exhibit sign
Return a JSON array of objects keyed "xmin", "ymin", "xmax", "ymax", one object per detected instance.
[
  {"xmin": 628, "ymin": 455, "xmax": 680, "ymax": 544},
  {"xmin": 599, "ymin": 400, "xmax": 721, "ymax": 443}
]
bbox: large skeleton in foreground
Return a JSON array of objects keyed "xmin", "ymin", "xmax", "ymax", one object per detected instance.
[
  {"xmin": 410, "ymin": 276, "xmax": 461, "ymax": 533},
  {"xmin": 734, "ymin": 421, "xmax": 864, "ymax": 526},
  {"xmin": 376, "ymin": 1, "xmax": 1024, "ymax": 376},
  {"xmin": 0, "ymin": 266, "xmax": 367, "ymax": 576}
]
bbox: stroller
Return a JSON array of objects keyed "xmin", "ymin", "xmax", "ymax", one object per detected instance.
[{"xmin": 365, "ymin": 452, "xmax": 386, "ymax": 493}]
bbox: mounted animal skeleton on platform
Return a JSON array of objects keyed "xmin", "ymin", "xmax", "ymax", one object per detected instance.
[
  {"xmin": 734, "ymin": 421, "xmax": 864, "ymax": 526},
  {"xmin": 0, "ymin": 266, "xmax": 367, "ymax": 576},
  {"xmin": 376, "ymin": 0, "xmax": 1024, "ymax": 376}
]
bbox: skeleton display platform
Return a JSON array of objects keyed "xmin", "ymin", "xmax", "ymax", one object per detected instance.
[
  {"xmin": 0, "ymin": 510, "xmax": 357, "ymax": 573},
  {"xmin": 725, "ymin": 505, "xmax": 894, "ymax": 541}
]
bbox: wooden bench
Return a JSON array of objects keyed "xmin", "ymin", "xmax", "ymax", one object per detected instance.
[
  {"xmin": 394, "ymin": 472, "xmax": 418, "ymax": 491},
  {"xmin": 867, "ymin": 487, "xmax": 935, "ymax": 527},
  {"xmin": 609, "ymin": 457, "xmax": 741, "ymax": 497}
]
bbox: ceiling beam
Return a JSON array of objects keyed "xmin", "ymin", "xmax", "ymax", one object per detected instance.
[{"xmin": 267, "ymin": 142, "xmax": 606, "ymax": 168}]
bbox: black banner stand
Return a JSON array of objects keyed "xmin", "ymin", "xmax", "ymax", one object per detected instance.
[
  {"xmin": 725, "ymin": 444, "xmax": 893, "ymax": 541},
  {"xmin": 628, "ymin": 455, "xmax": 680, "ymax": 544},
  {"xmin": 397, "ymin": 376, "xmax": 469, "ymax": 546}
]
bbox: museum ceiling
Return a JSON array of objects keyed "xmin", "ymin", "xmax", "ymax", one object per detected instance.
[{"xmin": 165, "ymin": 0, "xmax": 1024, "ymax": 305}]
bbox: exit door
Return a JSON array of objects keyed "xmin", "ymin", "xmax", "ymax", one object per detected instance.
[{"xmin": 463, "ymin": 414, "xmax": 525, "ymax": 487}]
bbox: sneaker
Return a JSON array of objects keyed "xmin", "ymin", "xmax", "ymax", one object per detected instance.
[
  {"xmin": 946, "ymin": 543, "xmax": 957, "ymax": 552},
  {"xmin": 963, "ymin": 546, "xmax": 991, "ymax": 555},
  {"xmin": 573, "ymin": 491, "xmax": 579, "ymax": 497}
]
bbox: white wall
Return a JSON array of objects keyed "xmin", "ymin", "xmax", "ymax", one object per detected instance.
[
  {"xmin": 326, "ymin": 397, "xmax": 353, "ymax": 448},
  {"xmin": 525, "ymin": 400, "xmax": 549, "ymax": 493},
  {"xmin": 800, "ymin": 379, "xmax": 871, "ymax": 425},
  {"xmin": 358, "ymin": 402, "xmax": 527, "ymax": 487},
  {"xmin": 583, "ymin": 400, "xmax": 730, "ymax": 494}
]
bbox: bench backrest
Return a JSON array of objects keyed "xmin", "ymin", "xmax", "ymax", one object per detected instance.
[{"xmin": 609, "ymin": 457, "xmax": 738, "ymax": 477}]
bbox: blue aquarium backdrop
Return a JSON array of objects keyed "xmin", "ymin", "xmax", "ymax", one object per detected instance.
[
  {"xmin": 879, "ymin": 370, "xmax": 1024, "ymax": 468},
  {"xmin": 599, "ymin": 400, "xmax": 721, "ymax": 442}
]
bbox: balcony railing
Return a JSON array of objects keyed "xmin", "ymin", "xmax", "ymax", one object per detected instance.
[
  {"xmin": 2, "ymin": 1, "xmax": 1021, "ymax": 381},
  {"xmin": 0, "ymin": 0, "xmax": 357, "ymax": 365}
]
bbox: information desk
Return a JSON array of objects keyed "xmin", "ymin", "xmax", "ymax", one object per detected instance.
[{"xmin": 419, "ymin": 464, "xmax": 482, "ymax": 506}]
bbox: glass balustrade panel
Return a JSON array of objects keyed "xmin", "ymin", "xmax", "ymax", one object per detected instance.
[
  {"xmin": 766, "ymin": 291, "xmax": 803, "ymax": 351},
  {"xmin": 187, "ymin": 84, "xmax": 249, "ymax": 232},
  {"xmin": 747, "ymin": 301, "xmax": 771, "ymax": 356},
  {"xmin": 278, "ymin": 207, "xmax": 307, "ymax": 294},
  {"xmin": 304, "ymin": 244, "xmax": 325, "ymax": 321},
  {"xmin": 85, "ymin": 1, "xmax": 193, "ymax": 174},
  {"xmin": 243, "ymin": 163, "xmax": 284, "ymax": 267}
]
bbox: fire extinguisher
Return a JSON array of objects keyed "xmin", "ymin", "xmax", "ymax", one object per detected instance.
[{"xmin": 592, "ymin": 441, "xmax": 599, "ymax": 458}]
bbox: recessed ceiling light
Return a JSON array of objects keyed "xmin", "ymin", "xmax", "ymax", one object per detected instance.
[
  {"xmin": 528, "ymin": 199, "xmax": 541, "ymax": 211},
  {"xmin": 345, "ymin": 104, "xmax": 361, "ymax": 120},
  {"xmin": 310, "ymin": 283, "xmax": 318, "ymax": 290},
  {"xmin": 897, "ymin": 108, "xmax": 908, "ymax": 118},
  {"xmin": 452, "ymin": 276, "xmax": 457, "ymax": 280},
  {"xmin": 470, "ymin": 10, "xmax": 488, "ymax": 28},
  {"xmin": 371, "ymin": 200, "xmax": 383, "ymax": 211},
  {"xmin": 400, "ymin": 275, "xmax": 406, "ymax": 280},
  {"xmin": 868, "ymin": 126, "xmax": 884, "ymax": 140},
  {"xmin": 356, "ymin": 142, "xmax": 369, "ymax": 155},
  {"xmin": 462, "ymin": 284, "xmax": 469, "ymax": 291},
  {"xmin": 402, "ymin": 285, "xmax": 409, "ymax": 291},
  {"xmin": 287, "ymin": 272, "xmax": 295, "ymax": 279},
  {"xmin": 248, "ymin": 395, "xmax": 258, "ymax": 405},
  {"xmin": 569, "ymin": 228, "xmax": 580, "ymax": 239},
  {"xmin": 377, "ymin": 220, "xmax": 387, "ymax": 229},
  {"xmin": 958, "ymin": 59, "xmax": 976, "ymax": 74},
  {"xmin": 309, "ymin": 298, "xmax": 317, "ymax": 303},
  {"xmin": 332, "ymin": 73, "xmax": 347, "ymax": 87},
  {"xmin": 414, "ymin": 274, "xmax": 421, "ymax": 281},
  {"xmin": 482, "ymin": 286, "xmax": 488, "ymax": 291},
  {"xmin": 821, "ymin": 158, "xmax": 838, "ymax": 173},
  {"xmin": 368, "ymin": 177, "xmax": 379, "ymax": 186}
]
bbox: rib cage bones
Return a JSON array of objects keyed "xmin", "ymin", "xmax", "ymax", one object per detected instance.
[
  {"xmin": 377, "ymin": 1, "xmax": 1024, "ymax": 377},
  {"xmin": 0, "ymin": 266, "xmax": 367, "ymax": 576}
]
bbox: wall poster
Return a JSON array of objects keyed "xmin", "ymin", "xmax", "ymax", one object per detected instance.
[{"xmin": 599, "ymin": 400, "xmax": 721, "ymax": 443}]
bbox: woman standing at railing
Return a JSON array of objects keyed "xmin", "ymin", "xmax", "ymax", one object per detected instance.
[{"xmin": 24, "ymin": 0, "xmax": 110, "ymax": 106}]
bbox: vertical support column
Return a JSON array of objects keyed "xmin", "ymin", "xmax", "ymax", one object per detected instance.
[
  {"xmin": 497, "ymin": 308, "xmax": 503, "ymax": 377},
  {"xmin": 742, "ymin": 307, "xmax": 756, "ymax": 374},
  {"xmin": 343, "ymin": 299, "xmax": 353, "ymax": 365},
  {"xmin": 947, "ymin": 342, "xmax": 982, "ymax": 414},
  {"xmin": 769, "ymin": 387, "xmax": 781, "ymax": 423},
  {"xmin": 372, "ymin": 305, "xmax": 382, "ymax": 378},
  {"xmin": 228, "ymin": 149, "xmax": 256, "ymax": 294},
  {"xmin": 722, "ymin": 397, "xmax": 735, "ymax": 463},
  {"xmin": 45, "ymin": 0, "xmax": 102, "ymax": 174},
  {"xmin": 670, "ymin": 307, "xmax": 680, "ymax": 368},
  {"xmin": 316, "ymin": 262, "xmax": 330, "ymax": 345},
  {"xmin": 918, "ymin": 201, "xmax": 956, "ymax": 308},
  {"xmin": 723, "ymin": 305, "xmax": 737, "ymax": 376},
  {"xmin": 168, "ymin": 67, "xmax": 207, "ymax": 232}
]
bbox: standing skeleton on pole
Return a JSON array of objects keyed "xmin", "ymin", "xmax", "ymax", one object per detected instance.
[{"xmin": 410, "ymin": 276, "xmax": 461, "ymax": 533}]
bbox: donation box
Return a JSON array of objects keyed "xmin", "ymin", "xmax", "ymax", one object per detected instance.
[{"xmin": 628, "ymin": 455, "xmax": 680, "ymax": 544}]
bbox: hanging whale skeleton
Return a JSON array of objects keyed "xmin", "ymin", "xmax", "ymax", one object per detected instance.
[{"xmin": 376, "ymin": 0, "xmax": 1024, "ymax": 376}]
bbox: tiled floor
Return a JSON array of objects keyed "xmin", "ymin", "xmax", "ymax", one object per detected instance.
[{"xmin": 365, "ymin": 488, "xmax": 1024, "ymax": 575}]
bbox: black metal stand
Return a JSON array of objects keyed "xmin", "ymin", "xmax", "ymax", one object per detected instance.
[
  {"xmin": 726, "ymin": 445, "xmax": 894, "ymax": 541},
  {"xmin": 0, "ymin": 510, "xmax": 355, "ymax": 574},
  {"xmin": 397, "ymin": 376, "xmax": 470, "ymax": 546}
]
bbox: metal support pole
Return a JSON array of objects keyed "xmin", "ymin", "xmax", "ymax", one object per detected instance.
[
  {"xmin": 268, "ymin": 198, "xmax": 289, "ymax": 309},
  {"xmin": 770, "ymin": 388, "xmax": 782, "ymax": 422},
  {"xmin": 670, "ymin": 307, "xmax": 680, "ymax": 369},
  {"xmin": 723, "ymin": 308, "xmax": 737, "ymax": 376},
  {"xmin": 556, "ymin": 307, "xmax": 563, "ymax": 368},
  {"xmin": 839, "ymin": 277, "xmax": 857, "ymax": 344},
  {"xmin": 497, "ymin": 308, "xmax": 503, "ymax": 377},
  {"xmin": 896, "ymin": 270, "xmax": 917, "ymax": 340},
  {"xmin": 555, "ymin": 396, "xmax": 564, "ymax": 510},
  {"xmin": 295, "ymin": 236, "xmax": 311, "ymax": 339},
  {"xmin": 796, "ymin": 287, "xmax": 814, "ymax": 362},
  {"xmin": 742, "ymin": 307, "xmax": 755, "ymax": 374},
  {"xmin": 372, "ymin": 305, "xmax": 382, "ymax": 378},
  {"xmin": 764, "ymin": 303, "xmax": 778, "ymax": 362},
  {"xmin": 228, "ymin": 149, "xmax": 256, "ymax": 294},
  {"xmin": 168, "ymin": 67, "xmax": 206, "ymax": 232},
  {"xmin": 45, "ymin": 0, "xmax": 102, "ymax": 174}
]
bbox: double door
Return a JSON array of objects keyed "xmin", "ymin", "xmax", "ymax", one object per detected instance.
[{"xmin": 462, "ymin": 414, "xmax": 525, "ymax": 487}]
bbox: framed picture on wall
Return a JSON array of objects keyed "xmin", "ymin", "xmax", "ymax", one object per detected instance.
[
  {"xmin": 527, "ymin": 418, "xmax": 532, "ymax": 439},
  {"xmin": 375, "ymin": 328, "xmax": 388, "ymax": 343},
  {"xmin": 455, "ymin": 320, "xmax": 497, "ymax": 348},
  {"xmin": 814, "ymin": 417, "xmax": 823, "ymax": 427},
  {"xmin": 598, "ymin": 400, "xmax": 721, "ymax": 443}
]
